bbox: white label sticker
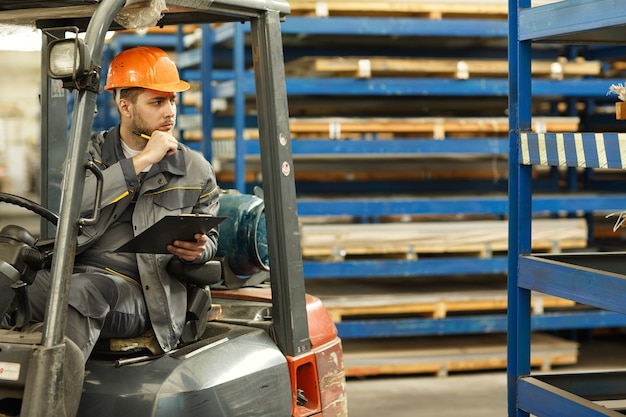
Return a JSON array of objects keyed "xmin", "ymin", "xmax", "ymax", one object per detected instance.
[{"xmin": 0, "ymin": 362, "xmax": 21, "ymax": 381}]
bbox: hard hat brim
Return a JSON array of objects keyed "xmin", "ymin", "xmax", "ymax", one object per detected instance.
[
  {"xmin": 148, "ymin": 80, "xmax": 191, "ymax": 93},
  {"xmin": 105, "ymin": 80, "xmax": 191, "ymax": 93}
]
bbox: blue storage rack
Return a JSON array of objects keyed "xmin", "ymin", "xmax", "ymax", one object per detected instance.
[
  {"xmin": 193, "ymin": 14, "xmax": 626, "ymax": 341},
  {"xmin": 97, "ymin": 11, "xmax": 626, "ymax": 342},
  {"xmin": 203, "ymin": 18, "xmax": 626, "ymax": 191},
  {"xmin": 509, "ymin": 1, "xmax": 626, "ymax": 416}
]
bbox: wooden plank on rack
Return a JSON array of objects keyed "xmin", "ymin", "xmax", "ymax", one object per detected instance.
[
  {"xmin": 288, "ymin": 0, "xmax": 509, "ymax": 19},
  {"xmin": 305, "ymin": 275, "xmax": 575, "ymax": 322},
  {"xmin": 342, "ymin": 333, "xmax": 578, "ymax": 377},
  {"xmin": 321, "ymin": 292, "xmax": 574, "ymax": 321},
  {"xmin": 284, "ymin": 57, "xmax": 602, "ymax": 79},
  {"xmin": 299, "ymin": 218, "xmax": 587, "ymax": 258},
  {"xmin": 205, "ymin": 116, "xmax": 580, "ymax": 141},
  {"xmin": 216, "ymin": 169, "xmax": 511, "ymax": 184},
  {"xmin": 288, "ymin": 116, "xmax": 579, "ymax": 139}
]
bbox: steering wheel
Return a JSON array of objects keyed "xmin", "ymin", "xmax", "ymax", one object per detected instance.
[
  {"xmin": 0, "ymin": 192, "xmax": 59, "ymax": 252},
  {"xmin": 0, "ymin": 192, "xmax": 58, "ymax": 227}
]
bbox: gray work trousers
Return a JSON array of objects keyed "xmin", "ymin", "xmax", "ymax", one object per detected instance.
[{"xmin": 27, "ymin": 265, "xmax": 149, "ymax": 362}]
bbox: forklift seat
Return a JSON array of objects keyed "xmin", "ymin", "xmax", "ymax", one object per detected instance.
[
  {"xmin": 96, "ymin": 259, "xmax": 224, "ymax": 356},
  {"xmin": 166, "ymin": 258, "xmax": 223, "ymax": 287}
]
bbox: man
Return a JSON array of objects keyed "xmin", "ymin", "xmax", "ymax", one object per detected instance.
[{"xmin": 27, "ymin": 46, "xmax": 220, "ymax": 361}]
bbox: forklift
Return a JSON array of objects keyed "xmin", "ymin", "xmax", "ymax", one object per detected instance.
[{"xmin": 0, "ymin": 0, "xmax": 347, "ymax": 416}]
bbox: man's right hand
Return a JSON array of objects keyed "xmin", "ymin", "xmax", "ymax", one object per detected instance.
[{"xmin": 132, "ymin": 131, "xmax": 179, "ymax": 174}]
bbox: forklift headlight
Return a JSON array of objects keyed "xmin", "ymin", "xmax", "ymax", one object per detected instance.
[{"xmin": 48, "ymin": 39, "xmax": 89, "ymax": 79}]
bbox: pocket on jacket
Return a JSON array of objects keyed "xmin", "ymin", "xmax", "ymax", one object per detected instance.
[{"xmin": 153, "ymin": 187, "xmax": 202, "ymax": 211}]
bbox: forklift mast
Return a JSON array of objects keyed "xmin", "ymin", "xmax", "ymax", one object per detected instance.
[{"xmin": 0, "ymin": 0, "xmax": 317, "ymax": 415}]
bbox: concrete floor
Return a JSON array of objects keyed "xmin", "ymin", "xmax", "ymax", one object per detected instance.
[
  {"xmin": 347, "ymin": 371, "xmax": 506, "ymax": 417},
  {"xmin": 345, "ymin": 336, "xmax": 626, "ymax": 417}
]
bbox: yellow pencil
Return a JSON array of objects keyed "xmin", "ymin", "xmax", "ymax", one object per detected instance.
[
  {"xmin": 134, "ymin": 131, "xmax": 182, "ymax": 150},
  {"xmin": 133, "ymin": 131, "xmax": 151, "ymax": 140}
]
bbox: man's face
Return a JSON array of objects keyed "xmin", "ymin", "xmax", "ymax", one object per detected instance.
[{"xmin": 129, "ymin": 89, "xmax": 177, "ymax": 136}]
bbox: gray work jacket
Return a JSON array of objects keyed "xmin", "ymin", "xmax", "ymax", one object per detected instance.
[{"xmin": 77, "ymin": 126, "xmax": 220, "ymax": 352}]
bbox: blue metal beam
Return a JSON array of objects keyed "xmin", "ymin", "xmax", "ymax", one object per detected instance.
[
  {"xmin": 214, "ymin": 76, "xmax": 626, "ymax": 98},
  {"xmin": 518, "ymin": 376, "xmax": 624, "ymax": 417},
  {"xmin": 281, "ymin": 16, "xmax": 509, "ymax": 37},
  {"xmin": 212, "ymin": 17, "xmax": 508, "ymax": 40},
  {"xmin": 519, "ymin": 255, "xmax": 626, "ymax": 315},
  {"xmin": 335, "ymin": 310, "xmax": 626, "ymax": 338},
  {"xmin": 177, "ymin": 47, "xmax": 202, "ymax": 68},
  {"xmin": 303, "ymin": 257, "xmax": 508, "ymax": 279},
  {"xmin": 295, "ymin": 194, "xmax": 626, "ymax": 217},
  {"xmin": 239, "ymin": 137, "xmax": 508, "ymax": 156},
  {"xmin": 519, "ymin": 0, "xmax": 626, "ymax": 43}
]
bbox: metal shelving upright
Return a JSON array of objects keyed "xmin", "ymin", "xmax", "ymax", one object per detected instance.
[{"xmin": 509, "ymin": 1, "xmax": 626, "ymax": 416}]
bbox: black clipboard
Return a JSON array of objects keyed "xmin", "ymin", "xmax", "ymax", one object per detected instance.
[{"xmin": 115, "ymin": 214, "xmax": 226, "ymax": 253}]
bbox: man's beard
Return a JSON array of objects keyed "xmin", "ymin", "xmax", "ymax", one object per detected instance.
[{"xmin": 131, "ymin": 110, "xmax": 175, "ymax": 135}]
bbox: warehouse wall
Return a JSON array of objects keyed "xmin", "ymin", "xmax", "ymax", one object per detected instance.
[{"xmin": 0, "ymin": 51, "xmax": 40, "ymax": 195}]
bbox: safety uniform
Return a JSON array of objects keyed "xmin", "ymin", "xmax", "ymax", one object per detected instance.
[{"xmin": 28, "ymin": 126, "xmax": 220, "ymax": 359}]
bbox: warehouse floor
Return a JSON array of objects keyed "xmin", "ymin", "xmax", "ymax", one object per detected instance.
[
  {"xmin": 346, "ymin": 335, "xmax": 626, "ymax": 416},
  {"xmin": 347, "ymin": 369, "xmax": 506, "ymax": 417}
]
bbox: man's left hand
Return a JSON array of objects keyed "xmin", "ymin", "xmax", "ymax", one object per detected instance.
[{"xmin": 168, "ymin": 233, "xmax": 209, "ymax": 262}]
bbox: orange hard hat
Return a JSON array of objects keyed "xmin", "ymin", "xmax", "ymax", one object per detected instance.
[{"xmin": 104, "ymin": 46, "xmax": 190, "ymax": 92}]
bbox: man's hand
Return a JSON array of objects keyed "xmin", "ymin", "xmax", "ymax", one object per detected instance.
[
  {"xmin": 167, "ymin": 233, "xmax": 209, "ymax": 262},
  {"xmin": 132, "ymin": 131, "xmax": 179, "ymax": 174}
]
